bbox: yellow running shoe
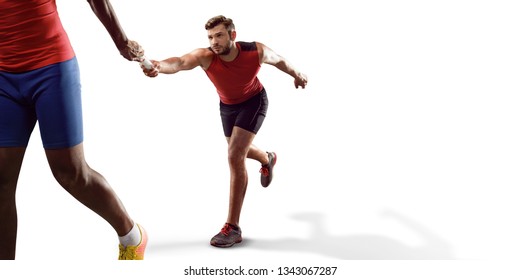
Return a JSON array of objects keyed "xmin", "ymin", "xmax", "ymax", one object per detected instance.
[{"xmin": 118, "ymin": 224, "xmax": 148, "ymax": 260}]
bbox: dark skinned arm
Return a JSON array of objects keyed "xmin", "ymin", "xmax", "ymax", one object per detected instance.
[{"xmin": 86, "ymin": 0, "xmax": 143, "ymax": 61}]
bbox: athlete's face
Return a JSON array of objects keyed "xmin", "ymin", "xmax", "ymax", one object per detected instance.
[{"xmin": 207, "ymin": 24, "xmax": 235, "ymax": 55}]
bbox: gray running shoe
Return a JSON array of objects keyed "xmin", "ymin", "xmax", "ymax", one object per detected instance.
[
  {"xmin": 260, "ymin": 152, "xmax": 277, "ymax": 187},
  {"xmin": 210, "ymin": 223, "xmax": 242, "ymax": 248}
]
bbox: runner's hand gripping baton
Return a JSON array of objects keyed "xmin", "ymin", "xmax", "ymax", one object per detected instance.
[{"xmin": 140, "ymin": 57, "xmax": 153, "ymax": 70}]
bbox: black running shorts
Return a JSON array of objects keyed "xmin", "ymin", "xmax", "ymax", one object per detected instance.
[{"xmin": 219, "ymin": 88, "xmax": 268, "ymax": 137}]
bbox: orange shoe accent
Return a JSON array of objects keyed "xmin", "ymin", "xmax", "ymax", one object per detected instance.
[{"xmin": 118, "ymin": 224, "xmax": 148, "ymax": 260}]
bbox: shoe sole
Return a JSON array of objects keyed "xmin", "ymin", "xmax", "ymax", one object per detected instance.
[{"xmin": 211, "ymin": 237, "xmax": 243, "ymax": 248}]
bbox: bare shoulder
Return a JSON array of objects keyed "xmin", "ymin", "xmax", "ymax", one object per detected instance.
[
  {"xmin": 254, "ymin": 41, "xmax": 268, "ymax": 53},
  {"xmin": 191, "ymin": 47, "xmax": 213, "ymax": 57},
  {"xmin": 190, "ymin": 48, "xmax": 213, "ymax": 68},
  {"xmin": 254, "ymin": 42, "xmax": 277, "ymax": 64},
  {"xmin": 253, "ymin": 42, "xmax": 266, "ymax": 63}
]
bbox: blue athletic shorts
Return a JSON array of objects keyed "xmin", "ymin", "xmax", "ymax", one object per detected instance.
[
  {"xmin": 0, "ymin": 57, "xmax": 83, "ymax": 149},
  {"xmin": 219, "ymin": 88, "xmax": 268, "ymax": 137}
]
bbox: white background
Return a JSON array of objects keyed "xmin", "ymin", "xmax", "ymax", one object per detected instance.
[{"xmin": 2, "ymin": 0, "xmax": 520, "ymax": 279}]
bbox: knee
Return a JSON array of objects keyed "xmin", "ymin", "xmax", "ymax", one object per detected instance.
[
  {"xmin": 50, "ymin": 164, "xmax": 90, "ymax": 192},
  {"xmin": 228, "ymin": 147, "xmax": 247, "ymax": 166}
]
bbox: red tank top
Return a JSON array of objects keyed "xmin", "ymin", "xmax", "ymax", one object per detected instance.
[
  {"xmin": 204, "ymin": 42, "xmax": 264, "ymax": 105},
  {"xmin": 0, "ymin": 0, "xmax": 75, "ymax": 72}
]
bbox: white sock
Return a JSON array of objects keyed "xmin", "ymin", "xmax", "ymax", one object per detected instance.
[{"xmin": 118, "ymin": 223, "xmax": 141, "ymax": 247}]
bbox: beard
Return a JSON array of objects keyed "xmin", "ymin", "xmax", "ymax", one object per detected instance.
[{"xmin": 211, "ymin": 43, "xmax": 231, "ymax": 56}]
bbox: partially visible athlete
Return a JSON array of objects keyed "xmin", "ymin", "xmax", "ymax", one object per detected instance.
[
  {"xmin": 141, "ymin": 15, "xmax": 307, "ymax": 248},
  {"xmin": 0, "ymin": 0, "xmax": 147, "ymax": 260}
]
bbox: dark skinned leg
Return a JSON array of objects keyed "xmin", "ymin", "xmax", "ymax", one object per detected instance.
[
  {"xmin": 44, "ymin": 143, "xmax": 133, "ymax": 236},
  {"xmin": 0, "ymin": 147, "xmax": 26, "ymax": 260}
]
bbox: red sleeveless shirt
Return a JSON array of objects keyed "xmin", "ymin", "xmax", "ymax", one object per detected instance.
[
  {"xmin": 0, "ymin": 0, "xmax": 75, "ymax": 72},
  {"xmin": 204, "ymin": 41, "xmax": 264, "ymax": 105}
]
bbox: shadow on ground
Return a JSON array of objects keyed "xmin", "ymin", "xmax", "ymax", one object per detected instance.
[{"xmin": 148, "ymin": 210, "xmax": 454, "ymax": 260}]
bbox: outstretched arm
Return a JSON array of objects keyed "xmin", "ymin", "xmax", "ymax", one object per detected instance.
[
  {"xmin": 259, "ymin": 42, "xmax": 308, "ymax": 89},
  {"xmin": 141, "ymin": 48, "xmax": 210, "ymax": 77},
  {"xmin": 86, "ymin": 0, "xmax": 143, "ymax": 61}
]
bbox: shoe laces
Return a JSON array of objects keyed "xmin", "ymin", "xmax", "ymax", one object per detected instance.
[
  {"xmin": 259, "ymin": 166, "xmax": 269, "ymax": 176},
  {"xmin": 119, "ymin": 245, "xmax": 136, "ymax": 260},
  {"xmin": 220, "ymin": 223, "xmax": 234, "ymax": 236}
]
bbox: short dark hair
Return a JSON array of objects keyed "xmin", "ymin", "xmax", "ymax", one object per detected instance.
[{"xmin": 205, "ymin": 15, "xmax": 235, "ymax": 35}]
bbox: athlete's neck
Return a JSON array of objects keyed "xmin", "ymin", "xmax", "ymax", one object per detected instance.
[{"xmin": 219, "ymin": 42, "xmax": 239, "ymax": 62}]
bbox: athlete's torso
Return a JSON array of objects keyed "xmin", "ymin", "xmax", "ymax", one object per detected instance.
[
  {"xmin": 0, "ymin": 0, "xmax": 75, "ymax": 72},
  {"xmin": 204, "ymin": 41, "xmax": 264, "ymax": 105}
]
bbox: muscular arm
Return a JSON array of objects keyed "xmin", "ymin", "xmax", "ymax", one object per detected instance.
[
  {"xmin": 258, "ymin": 42, "xmax": 308, "ymax": 89},
  {"xmin": 142, "ymin": 48, "xmax": 212, "ymax": 77},
  {"xmin": 86, "ymin": 0, "xmax": 142, "ymax": 60}
]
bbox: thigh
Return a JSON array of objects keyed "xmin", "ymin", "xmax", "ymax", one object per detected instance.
[
  {"xmin": 234, "ymin": 89, "xmax": 268, "ymax": 135},
  {"xmin": 45, "ymin": 143, "xmax": 86, "ymax": 175},
  {"xmin": 31, "ymin": 58, "xmax": 84, "ymax": 149},
  {"xmin": 220, "ymin": 101, "xmax": 239, "ymax": 138},
  {"xmin": 0, "ymin": 147, "xmax": 26, "ymax": 189},
  {"xmin": 228, "ymin": 126, "xmax": 257, "ymax": 156},
  {"xmin": 0, "ymin": 72, "xmax": 37, "ymax": 147},
  {"xmin": 220, "ymin": 89, "xmax": 269, "ymax": 138}
]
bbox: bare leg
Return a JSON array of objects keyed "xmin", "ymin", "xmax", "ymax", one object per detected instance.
[
  {"xmin": 0, "ymin": 147, "xmax": 26, "ymax": 260},
  {"xmin": 224, "ymin": 142, "xmax": 269, "ymax": 170},
  {"xmin": 45, "ymin": 143, "xmax": 133, "ymax": 236},
  {"xmin": 225, "ymin": 127, "xmax": 259, "ymax": 226},
  {"xmin": 246, "ymin": 144, "xmax": 269, "ymax": 165}
]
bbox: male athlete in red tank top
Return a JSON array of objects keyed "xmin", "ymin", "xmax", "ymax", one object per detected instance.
[
  {"xmin": 205, "ymin": 41, "xmax": 264, "ymax": 104},
  {"xmin": 141, "ymin": 15, "xmax": 308, "ymax": 248}
]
